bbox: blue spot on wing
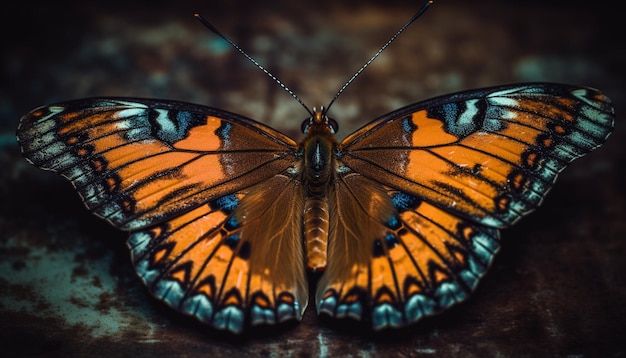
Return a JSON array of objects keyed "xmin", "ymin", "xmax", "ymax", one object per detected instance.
[
  {"xmin": 402, "ymin": 116, "xmax": 416, "ymax": 133},
  {"xmin": 225, "ymin": 216, "xmax": 240, "ymax": 230},
  {"xmin": 441, "ymin": 103, "xmax": 458, "ymax": 127},
  {"xmin": 212, "ymin": 194, "xmax": 239, "ymax": 214},
  {"xmin": 385, "ymin": 192, "xmax": 421, "ymax": 229},
  {"xmin": 384, "ymin": 233, "xmax": 399, "ymax": 248},
  {"xmin": 218, "ymin": 122, "xmax": 232, "ymax": 141},
  {"xmin": 391, "ymin": 192, "xmax": 421, "ymax": 212},
  {"xmin": 225, "ymin": 233, "xmax": 240, "ymax": 248},
  {"xmin": 177, "ymin": 111, "xmax": 192, "ymax": 128},
  {"xmin": 386, "ymin": 215, "xmax": 401, "ymax": 230}
]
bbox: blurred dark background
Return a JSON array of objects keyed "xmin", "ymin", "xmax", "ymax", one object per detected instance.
[{"xmin": 1, "ymin": 0, "xmax": 624, "ymax": 356}]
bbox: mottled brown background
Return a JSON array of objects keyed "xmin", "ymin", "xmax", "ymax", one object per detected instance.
[{"xmin": 1, "ymin": 0, "xmax": 624, "ymax": 356}]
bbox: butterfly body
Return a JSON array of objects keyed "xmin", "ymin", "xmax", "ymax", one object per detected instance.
[
  {"xmin": 17, "ymin": 83, "xmax": 614, "ymax": 334},
  {"xmin": 300, "ymin": 109, "xmax": 337, "ymax": 272}
]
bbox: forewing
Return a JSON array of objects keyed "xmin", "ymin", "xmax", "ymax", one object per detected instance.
[
  {"xmin": 339, "ymin": 84, "xmax": 614, "ymax": 228},
  {"xmin": 17, "ymin": 98, "xmax": 298, "ymax": 230}
]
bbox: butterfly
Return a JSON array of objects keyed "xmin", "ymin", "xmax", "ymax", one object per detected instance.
[{"xmin": 16, "ymin": 4, "xmax": 614, "ymax": 335}]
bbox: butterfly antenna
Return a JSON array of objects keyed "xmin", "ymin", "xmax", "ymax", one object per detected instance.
[
  {"xmin": 195, "ymin": 14, "xmax": 314, "ymax": 117},
  {"xmin": 324, "ymin": 0, "xmax": 434, "ymax": 115}
]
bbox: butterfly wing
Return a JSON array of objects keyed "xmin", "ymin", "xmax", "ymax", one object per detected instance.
[
  {"xmin": 317, "ymin": 84, "xmax": 614, "ymax": 329},
  {"xmin": 17, "ymin": 98, "xmax": 299, "ymax": 230},
  {"xmin": 339, "ymin": 84, "xmax": 614, "ymax": 228},
  {"xmin": 317, "ymin": 175, "xmax": 500, "ymax": 329},
  {"xmin": 17, "ymin": 98, "xmax": 308, "ymax": 333},
  {"xmin": 128, "ymin": 173, "xmax": 307, "ymax": 333}
]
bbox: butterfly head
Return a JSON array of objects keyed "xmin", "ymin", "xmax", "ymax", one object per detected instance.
[{"xmin": 301, "ymin": 106, "xmax": 338, "ymax": 135}]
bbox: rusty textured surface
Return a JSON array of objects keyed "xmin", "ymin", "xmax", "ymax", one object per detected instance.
[{"xmin": 1, "ymin": 0, "xmax": 624, "ymax": 356}]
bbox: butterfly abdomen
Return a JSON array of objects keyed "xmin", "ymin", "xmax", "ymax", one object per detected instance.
[{"xmin": 304, "ymin": 198, "xmax": 329, "ymax": 271}]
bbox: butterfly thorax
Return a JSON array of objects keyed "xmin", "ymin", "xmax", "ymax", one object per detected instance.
[{"xmin": 301, "ymin": 110, "xmax": 338, "ymax": 272}]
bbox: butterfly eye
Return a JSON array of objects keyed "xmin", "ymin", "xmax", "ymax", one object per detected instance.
[
  {"xmin": 327, "ymin": 117, "xmax": 339, "ymax": 134},
  {"xmin": 301, "ymin": 118, "xmax": 312, "ymax": 134}
]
